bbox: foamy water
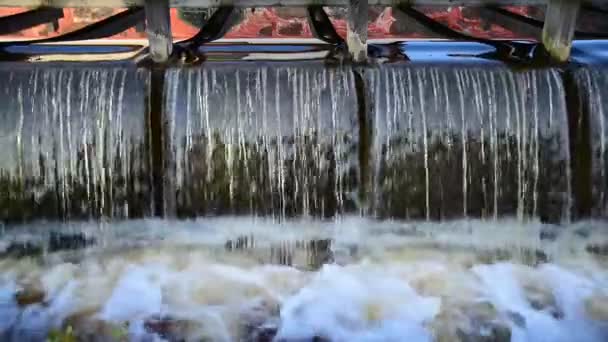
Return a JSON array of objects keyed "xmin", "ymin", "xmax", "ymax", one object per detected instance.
[{"xmin": 0, "ymin": 218, "xmax": 607, "ymax": 341}]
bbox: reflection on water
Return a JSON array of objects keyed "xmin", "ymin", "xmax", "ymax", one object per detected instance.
[{"xmin": 0, "ymin": 218, "xmax": 607, "ymax": 341}]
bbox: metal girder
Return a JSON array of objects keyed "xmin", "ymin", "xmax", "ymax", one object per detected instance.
[
  {"xmin": 475, "ymin": 7, "xmax": 541, "ymax": 39},
  {"xmin": 179, "ymin": 7, "xmax": 241, "ymax": 48},
  {"xmin": 0, "ymin": 7, "xmax": 144, "ymax": 45},
  {"xmin": 485, "ymin": 6, "xmax": 605, "ymax": 39},
  {"xmin": 0, "ymin": 0, "xmax": 605, "ymax": 7},
  {"xmin": 307, "ymin": 6, "xmax": 344, "ymax": 45},
  {"xmin": 0, "ymin": 8, "xmax": 64, "ymax": 35}
]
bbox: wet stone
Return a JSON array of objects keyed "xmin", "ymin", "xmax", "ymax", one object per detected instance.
[
  {"xmin": 586, "ymin": 243, "xmax": 608, "ymax": 256},
  {"xmin": 240, "ymin": 299, "xmax": 281, "ymax": 341},
  {"xmin": 48, "ymin": 232, "xmax": 95, "ymax": 252},
  {"xmin": 246, "ymin": 321, "xmax": 278, "ymax": 342},
  {"xmin": 306, "ymin": 239, "xmax": 334, "ymax": 270},
  {"xmin": 144, "ymin": 314, "xmax": 194, "ymax": 341},
  {"xmin": 539, "ymin": 226, "xmax": 560, "ymax": 241},
  {"xmin": 15, "ymin": 287, "xmax": 45, "ymax": 307},
  {"xmin": 523, "ymin": 281, "xmax": 564, "ymax": 319},
  {"xmin": 0, "ymin": 241, "xmax": 43, "ymax": 258},
  {"xmin": 520, "ymin": 249, "xmax": 549, "ymax": 266},
  {"xmin": 506, "ymin": 311, "xmax": 526, "ymax": 328},
  {"xmin": 574, "ymin": 227, "xmax": 591, "ymax": 239},
  {"xmin": 63, "ymin": 313, "xmax": 129, "ymax": 342},
  {"xmin": 432, "ymin": 301, "xmax": 511, "ymax": 342},
  {"xmin": 477, "ymin": 249, "xmax": 512, "ymax": 264},
  {"xmin": 456, "ymin": 322, "xmax": 511, "ymax": 342}
]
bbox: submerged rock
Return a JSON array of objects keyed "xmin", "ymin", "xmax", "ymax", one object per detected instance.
[
  {"xmin": 477, "ymin": 249, "xmax": 513, "ymax": 264},
  {"xmin": 144, "ymin": 314, "xmax": 209, "ymax": 342},
  {"xmin": 63, "ymin": 314, "xmax": 129, "ymax": 342},
  {"xmin": 476, "ymin": 248, "xmax": 548, "ymax": 266},
  {"xmin": 48, "ymin": 232, "xmax": 95, "ymax": 252},
  {"xmin": 46, "ymin": 326, "xmax": 76, "ymax": 342},
  {"xmin": 456, "ymin": 322, "xmax": 511, "ymax": 342},
  {"xmin": 574, "ymin": 227, "xmax": 591, "ymax": 239},
  {"xmin": 431, "ymin": 301, "xmax": 511, "ymax": 342},
  {"xmin": 245, "ymin": 321, "xmax": 278, "ymax": 342},
  {"xmin": 0, "ymin": 241, "xmax": 43, "ymax": 258},
  {"xmin": 15, "ymin": 287, "xmax": 45, "ymax": 307},
  {"xmin": 240, "ymin": 299, "xmax": 281, "ymax": 342},
  {"xmin": 586, "ymin": 243, "xmax": 608, "ymax": 256},
  {"xmin": 306, "ymin": 239, "xmax": 334, "ymax": 270},
  {"xmin": 522, "ymin": 282, "xmax": 563, "ymax": 319},
  {"xmin": 539, "ymin": 226, "xmax": 560, "ymax": 241}
]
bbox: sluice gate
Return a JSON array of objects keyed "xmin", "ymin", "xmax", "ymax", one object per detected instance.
[
  {"xmin": 0, "ymin": 0, "xmax": 606, "ymax": 224},
  {"xmin": 0, "ymin": 63, "xmax": 606, "ymax": 223}
]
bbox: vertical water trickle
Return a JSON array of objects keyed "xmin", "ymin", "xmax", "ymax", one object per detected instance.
[
  {"xmin": 571, "ymin": 67, "xmax": 608, "ymax": 218},
  {"xmin": 0, "ymin": 66, "xmax": 150, "ymax": 223},
  {"xmin": 368, "ymin": 65, "xmax": 570, "ymax": 222},
  {"xmin": 165, "ymin": 65, "xmax": 358, "ymax": 218},
  {"xmin": 416, "ymin": 69, "xmax": 430, "ymax": 221}
]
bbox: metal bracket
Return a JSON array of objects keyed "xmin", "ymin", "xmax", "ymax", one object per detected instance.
[
  {"xmin": 542, "ymin": 0, "xmax": 580, "ymax": 62},
  {"xmin": 145, "ymin": 0, "xmax": 173, "ymax": 63},
  {"xmin": 347, "ymin": 0, "xmax": 367, "ymax": 63}
]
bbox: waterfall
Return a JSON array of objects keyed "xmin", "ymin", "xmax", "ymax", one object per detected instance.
[
  {"xmin": 367, "ymin": 66, "xmax": 571, "ymax": 222},
  {"xmin": 164, "ymin": 65, "xmax": 359, "ymax": 218},
  {"xmin": 1, "ymin": 63, "xmax": 607, "ymax": 223},
  {"xmin": 573, "ymin": 67, "xmax": 608, "ymax": 217},
  {"xmin": 0, "ymin": 66, "xmax": 149, "ymax": 222}
]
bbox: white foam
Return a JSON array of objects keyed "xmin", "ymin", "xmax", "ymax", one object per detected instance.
[{"xmin": 0, "ymin": 219, "xmax": 606, "ymax": 341}]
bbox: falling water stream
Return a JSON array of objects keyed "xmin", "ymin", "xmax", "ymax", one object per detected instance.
[{"xmin": 0, "ymin": 62, "xmax": 607, "ymax": 342}]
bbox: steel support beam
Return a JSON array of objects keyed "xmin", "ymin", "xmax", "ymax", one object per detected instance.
[
  {"xmin": 488, "ymin": 6, "xmax": 606, "ymax": 40},
  {"xmin": 542, "ymin": 0, "xmax": 580, "ymax": 62},
  {"xmin": 0, "ymin": 8, "xmax": 144, "ymax": 45},
  {"xmin": 307, "ymin": 6, "xmax": 344, "ymax": 45},
  {"xmin": 476, "ymin": 7, "xmax": 541, "ymax": 39},
  {"xmin": 0, "ymin": 8, "xmax": 64, "ymax": 36},
  {"xmin": 145, "ymin": 0, "xmax": 173, "ymax": 63},
  {"xmin": 179, "ymin": 7, "xmax": 241, "ymax": 48}
]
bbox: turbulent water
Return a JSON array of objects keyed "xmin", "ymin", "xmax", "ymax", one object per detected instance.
[{"xmin": 0, "ymin": 218, "xmax": 607, "ymax": 341}]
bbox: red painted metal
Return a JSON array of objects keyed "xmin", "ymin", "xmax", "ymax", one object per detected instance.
[{"xmin": 0, "ymin": 6, "xmax": 540, "ymax": 41}]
